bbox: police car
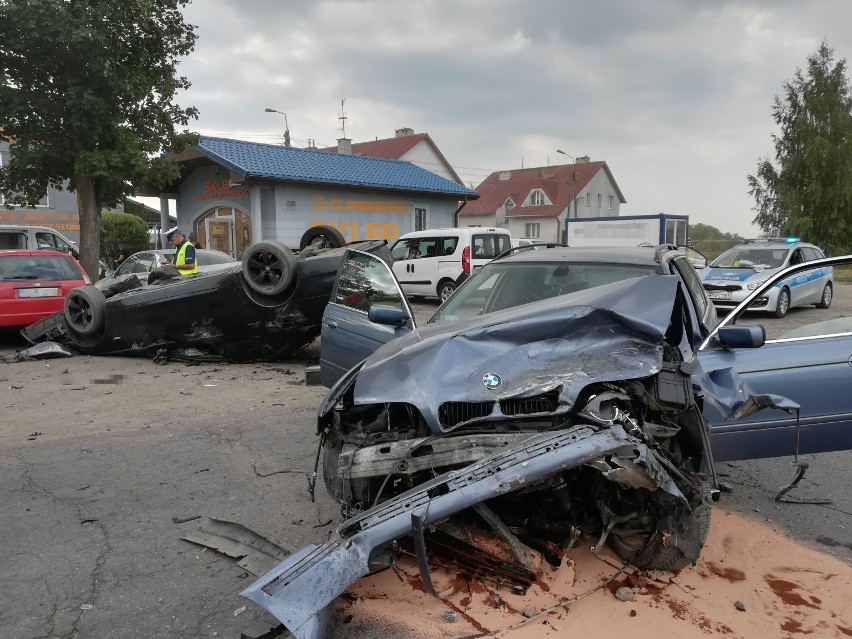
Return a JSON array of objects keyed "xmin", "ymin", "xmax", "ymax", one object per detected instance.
[{"xmin": 700, "ymin": 239, "xmax": 833, "ymax": 318}]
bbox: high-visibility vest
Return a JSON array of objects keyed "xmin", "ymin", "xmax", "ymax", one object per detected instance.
[{"xmin": 175, "ymin": 241, "xmax": 199, "ymax": 275}]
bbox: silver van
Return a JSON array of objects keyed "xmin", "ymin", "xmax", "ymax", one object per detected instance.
[
  {"xmin": 0, "ymin": 225, "xmax": 78, "ymax": 254},
  {"xmin": 390, "ymin": 227, "xmax": 512, "ymax": 300}
]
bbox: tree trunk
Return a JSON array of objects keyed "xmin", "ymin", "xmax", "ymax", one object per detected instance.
[{"xmin": 75, "ymin": 174, "xmax": 101, "ymax": 282}]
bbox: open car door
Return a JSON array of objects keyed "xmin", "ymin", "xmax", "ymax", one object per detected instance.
[
  {"xmin": 319, "ymin": 248, "xmax": 416, "ymax": 387},
  {"xmin": 698, "ymin": 254, "xmax": 852, "ymax": 461}
]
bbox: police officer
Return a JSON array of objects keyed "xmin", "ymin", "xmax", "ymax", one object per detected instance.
[{"xmin": 164, "ymin": 226, "xmax": 199, "ymax": 275}]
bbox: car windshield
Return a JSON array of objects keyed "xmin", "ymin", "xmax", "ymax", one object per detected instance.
[
  {"xmin": 431, "ymin": 261, "xmax": 659, "ymax": 322},
  {"xmin": 710, "ymin": 247, "xmax": 788, "ymax": 269},
  {"xmin": 0, "ymin": 254, "xmax": 83, "ymax": 281}
]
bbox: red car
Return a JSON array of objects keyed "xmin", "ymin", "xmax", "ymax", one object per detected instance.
[{"xmin": 0, "ymin": 250, "xmax": 90, "ymax": 329}]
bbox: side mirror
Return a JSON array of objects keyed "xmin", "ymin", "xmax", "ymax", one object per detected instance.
[
  {"xmin": 716, "ymin": 324, "xmax": 765, "ymax": 349},
  {"xmin": 368, "ymin": 305, "xmax": 406, "ymax": 326}
]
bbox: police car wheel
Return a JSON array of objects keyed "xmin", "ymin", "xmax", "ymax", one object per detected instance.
[
  {"xmin": 772, "ymin": 287, "xmax": 790, "ymax": 319},
  {"xmin": 242, "ymin": 241, "xmax": 297, "ymax": 296},
  {"xmin": 816, "ymin": 282, "xmax": 833, "ymax": 309},
  {"xmin": 299, "ymin": 225, "xmax": 345, "ymax": 250},
  {"xmin": 63, "ymin": 286, "xmax": 106, "ymax": 336}
]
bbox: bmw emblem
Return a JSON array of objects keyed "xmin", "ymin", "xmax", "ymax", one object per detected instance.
[{"xmin": 483, "ymin": 373, "xmax": 502, "ymax": 390}]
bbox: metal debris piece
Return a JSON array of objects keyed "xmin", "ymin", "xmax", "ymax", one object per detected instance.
[
  {"xmin": 734, "ymin": 600, "xmax": 746, "ymax": 611},
  {"xmin": 181, "ymin": 517, "xmax": 295, "ymax": 577},
  {"xmin": 775, "ymin": 462, "xmax": 833, "ymax": 505},
  {"xmin": 443, "ymin": 611, "xmax": 457, "ymax": 623}
]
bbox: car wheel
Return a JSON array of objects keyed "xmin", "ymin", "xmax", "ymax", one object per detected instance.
[
  {"xmin": 437, "ymin": 279, "xmax": 457, "ymax": 302},
  {"xmin": 241, "ymin": 241, "xmax": 297, "ymax": 296},
  {"xmin": 772, "ymin": 287, "xmax": 791, "ymax": 318},
  {"xmin": 299, "ymin": 225, "xmax": 346, "ymax": 250},
  {"xmin": 609, "ymin": 484, "xmax": 712, "ymax": 571},
  {"xmin": 816, "ymin": 282, "xmax": 833, "ymax": 309},
  {"xmin": 63, "ymin": 286, "xmax": 106, "ymax": 336}
]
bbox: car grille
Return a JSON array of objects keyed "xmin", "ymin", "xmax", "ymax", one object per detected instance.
[
  {"xmin": 439, "ymin": 401, "xmax": 493, "ymax": 428},
  {"xmin": 703, "ymin": 283, "xmax": 742, "ymax": 292},
  {"xmin": 438, "ymin": 390, "xmax": 561, "ymax": 429},
  {"xmin": 500, "ymin": 390, "xmax": 560, "ymax": 416}
]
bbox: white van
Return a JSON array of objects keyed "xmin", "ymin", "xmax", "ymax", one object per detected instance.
[{"xmin": 389, "ymin": 227, "xmax": 512, "ymax": 300}]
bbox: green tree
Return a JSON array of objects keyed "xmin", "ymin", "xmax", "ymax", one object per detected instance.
[
  {"xmin": 748, "ymin": 41, "xmax": 852, "ymax": 255},
  {"xmin": 101, "ymin": 211, "xmax": 149, "ymax": 267},
  {"xmin": 0, "ymin": 0, "xmax": 198, "ymax": 280},
  {"xmin": 689, "ymin": 223, "xmax": 743, "ymax": 261}
]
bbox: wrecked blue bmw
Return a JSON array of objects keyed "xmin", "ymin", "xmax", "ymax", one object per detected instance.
[{"xmin": 242, "ymin": 271, "xmax": 794, "ymax": 639}]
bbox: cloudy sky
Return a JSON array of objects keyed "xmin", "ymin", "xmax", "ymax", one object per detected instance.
[{"xmin": 169, "ymin": 0, "xmax": 852, "ymax": 237}]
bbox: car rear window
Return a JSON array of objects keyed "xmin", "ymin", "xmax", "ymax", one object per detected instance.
[
  {"xmin": 0, "ymin": 254, "xmax": 84, "ymax": 281},
  {"xmin": 471, "ymin": 234, "xmax": 511, "ymax": 259}
]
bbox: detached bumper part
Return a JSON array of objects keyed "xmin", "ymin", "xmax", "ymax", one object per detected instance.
[{"xmin": 241, "ymin": 425, "xmax": 684, "ymax": 639}]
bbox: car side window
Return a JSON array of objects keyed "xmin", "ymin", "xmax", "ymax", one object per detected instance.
[
  {"xmin": 441, "ymin": 237, "xmax": 459, "ymax": 256},
  {"xmin": 391, "ymin": 239, "xmax": 415, "ymax": 261},
  {"xmin": 335, "ymin": 252, "xmax": 404, "ymax": 313},
  {"xmin": 414, "ymin": 238, "xmax": 440, "ymax": 259},
  {"xmin": 35, "ymin": 232, "xmax": 57, "ymax": 249},
  {"xmin": 802, "ymin": 247, "xmax": 822, "ymax": 261},
  {"xmin": 671, "ymin": 256, "xmax": 709, "ymax": 319}
]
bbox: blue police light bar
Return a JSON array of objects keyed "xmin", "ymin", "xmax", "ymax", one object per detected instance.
[{"xmin": 785, "ymin": 236, "xmax": 800, "ymax": 243}]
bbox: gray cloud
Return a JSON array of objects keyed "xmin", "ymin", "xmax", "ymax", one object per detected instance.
[{"xmin": 170, "ymin": 0, "xmax": 852, "ymax": 235}]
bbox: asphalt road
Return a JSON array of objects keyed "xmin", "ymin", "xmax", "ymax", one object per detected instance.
[{"xmin": 0, "ymin": 286, "xmax": 850, "ymax": 638}]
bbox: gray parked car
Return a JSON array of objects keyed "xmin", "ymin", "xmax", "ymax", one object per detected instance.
[{"xmin": 113, "ymin": 248, "xmax": 236, "ymax": 281}]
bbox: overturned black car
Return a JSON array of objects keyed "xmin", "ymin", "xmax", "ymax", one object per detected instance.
[
  {"xmin": 242, "ymin": 274, "xmax": 787, "ymax": 639},
  {"xmin": 23, "ymin": 238, "xmax": 390, "ymax": 363}
]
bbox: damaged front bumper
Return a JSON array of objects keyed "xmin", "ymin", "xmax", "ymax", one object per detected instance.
[{"xmin": 241, "ymin": 423, "xmax": 688, "ymax": 639}]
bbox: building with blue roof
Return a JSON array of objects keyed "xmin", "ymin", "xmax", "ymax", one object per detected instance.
[{"xmin": 140, "ymin": 136, "xmax": 478, "ymax": 256}]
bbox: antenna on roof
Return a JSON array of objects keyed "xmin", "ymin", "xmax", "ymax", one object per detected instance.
[{"xmin": 338, "ymin": 98, "xmax": 348, "ymax": 138}]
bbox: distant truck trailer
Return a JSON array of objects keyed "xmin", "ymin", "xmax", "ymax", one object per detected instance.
[{"xmin": 564, "ymin": 213, "xmax": 689, "ymax": 248}]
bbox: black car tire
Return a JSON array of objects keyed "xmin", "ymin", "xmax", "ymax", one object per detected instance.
[
  {"xmin": 241, "ymin": 241, "xmax": 297, "ymax": 296},
  {"xmin": 299, "ymin": 225, "xmax": 346, "ymax": 250},
  {"xmin": 816, "ymin": 282, "xmax": 833, "ymax": 309},
  {"xmin": 772, "ymin": 287, "xmax": 791, "ymax": 319},
  {"xmin": 63, "ymin": 286, "xmax": 106, "ymax": 336},
  {"xmin": 437, "ymin": 279, "xmax": 457, "ymax": 302},
  {"xmin": 609, "ymin": 485, "xmax": 712, "ymax": 571}
]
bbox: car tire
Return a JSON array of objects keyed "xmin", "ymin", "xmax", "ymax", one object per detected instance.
[
  {"xmin": 63, "ymin": 286, "xmax": 106, "ymax": 336},
  {"xmin": 772, "ymin": 287, "xmax": 791, "ymax": 318},
  {"xmin": 816, "ymin": 282, "xmax": 833, "ymax": 309},
  {"xmin": 437, "ymin": 279, "xmax": 457, "ymax": 302},
  {"xmin": 609, "ymin": 484, "xmax": 712, "ymax": 571},
  {"xmin": 241, "ymin": 241, "xmax": 297, "ymax": 296},
  {"xmin": 299, "ymin": 225, "xmax": 346, "ymax": 250}
]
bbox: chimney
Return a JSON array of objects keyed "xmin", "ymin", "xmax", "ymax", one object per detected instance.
[
  {"xmin": 498, "ymin": 171, "xmax": 512, "ymax": 181},
  {"xmin": 395, "ymin": 127, "xmax": 415, "ymax": 137},
  {"xmin": 337, "ymin": 138, "xmax": 352, "ymax": 155},
  {"xmin": 576, "ymin": 155, "xmax": 591, "ymax": 163}
]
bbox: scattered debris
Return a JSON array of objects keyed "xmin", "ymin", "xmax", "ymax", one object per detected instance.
[
  {"xmin": 233, "ymin": 605, "xmax": 247, "ymax": 617},
  {"xmin": 443, "ymin": 611, "xmax": 457, "ymax": 623},
  {"xmin": 615, "ymin": 587, "xmax": 635, "ymax": 602},
  {"xmin": 522, "ymin": 607, "xmax": 537, "ymax": 618},
  {"xmin": 629, "ymin": 609, "xmax": 637, "ymax": 617},
  {"xmin": 4, "ymin": 341, "xmax": 72, "ymax": 363},
  {"xmin": 718, "ymin": 481, "xmax": 734, "ymax": 493},
  {"xmin": 80, "ymin": 603, "xmax": 93, "ymax": 610},
  {"xmin": 172, "ymin": 515, "xmax": 202, "ymax": 524},
  {"xmin": 734, "ymin": 600, "xmax": 746, "ymax": 611}
]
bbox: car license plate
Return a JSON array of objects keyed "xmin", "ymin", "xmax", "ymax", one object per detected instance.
[
  {"xmin": 18, "ymin": 287, "xmax": 60, "ymax": 298},
  {"xmin": 708, "ymin": 291, "xmax": 731, "ymax": 300}
]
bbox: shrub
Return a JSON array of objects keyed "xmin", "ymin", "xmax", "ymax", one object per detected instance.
[{"xmin": 101, "ymin": 212, "xmax": 150, "ymax": 267}]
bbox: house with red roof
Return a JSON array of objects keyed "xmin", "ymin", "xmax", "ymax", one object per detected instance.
[
  {"xmin": 458, "ymin": 157, "xmax": 626, "ymax": 243},
  {"xmin": 321, "ymin": 128, "xmax": 463, "ymax": 184}
]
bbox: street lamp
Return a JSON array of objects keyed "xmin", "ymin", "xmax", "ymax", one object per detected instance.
[
  {"xmin": 264, "ymin": 107, "xmax": 291, "ymax": 147},
  {"xmin": 556, "ymin": 149, "xmax": 578, "ymax": 222}
]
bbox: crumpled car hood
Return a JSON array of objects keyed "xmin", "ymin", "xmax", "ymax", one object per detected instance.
[{"xmin": 345, "ymin": 276, "xmax": 699, "ymax": 433}]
